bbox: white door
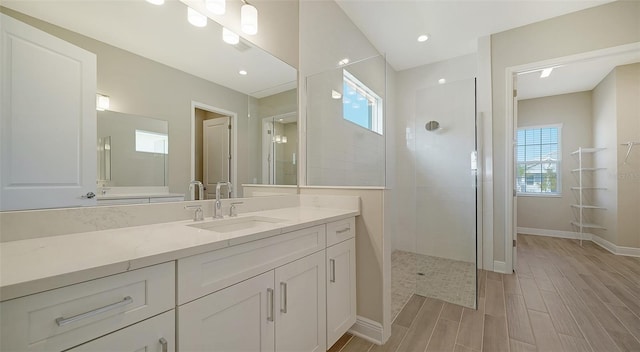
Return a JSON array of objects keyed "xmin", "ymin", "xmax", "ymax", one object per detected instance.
[
  {"xmin": 512, "ymin": 76, "xmax": 518, "ymax": 272},
  {"xmin": 203, "ymin": 117, "xmax": 230, "ymax": 199},
  {"xmin": 0, "ymin": 14, "xmax": 97, "ymax": 211},
  {"xmin": 68, "ymin": 310, "xmax": 175, "ymax": 352},
  {"xmin": 178, "ymin": 271, "xmax": 275, "ymax": 352},
  {"xmin": 326, "ymin": 238, "xmax": 356, "ymax": 347},
  {"xmin": 275, "ymin": 251, "xmax": 326, "ymax": 352}
]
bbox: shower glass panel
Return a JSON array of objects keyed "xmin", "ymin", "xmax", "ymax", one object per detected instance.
[
  {"xmin": 414, "ymin": 78, "xmax": 477, "ymax": 309},
  {"xmin": 305, "ymin": 55, "xmax": 386, "ymax": 187}
]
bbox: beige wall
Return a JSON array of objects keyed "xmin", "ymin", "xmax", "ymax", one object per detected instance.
[
  {"xmin": 592, "ymin": 70, "xmax": 618, "ymax": 244},
  {"xmin": 613, "ymin": 63, "xmax": 640, "ymax": 248},
  {"xmin": 490, "ymin": 1, "xmax": 640, "ymax": 261},
  {"xmin": 517, "ymin": 92, "xmax": 593, "ymax": 232}
]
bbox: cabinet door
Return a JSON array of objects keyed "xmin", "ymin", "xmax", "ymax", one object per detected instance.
[
  {"xmin": 178, "ymin": 271, "xmax": 275, "ymax": 352},
  {"xmin": 326, "ymin": 238, "xmax": 356, "ymax": 347},
  {"xmin": 275, "ymin": 251, "xmax": 326, "ymax": 352},
  {"xmin": 1, "ymin": 13, "xmax": 97, "ymax": 210},
  {"xmin": 68, "ymin": 310, "xmax": 175, "ymax": 352}
]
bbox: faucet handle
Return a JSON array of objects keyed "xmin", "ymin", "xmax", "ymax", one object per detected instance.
[
  {"xmin": 185, "ymin": 205, "xmax": 204, "ymax": 221},
  {"xmin": 230, "ymin": 202, "xmax": 243, "ymax": 217}
]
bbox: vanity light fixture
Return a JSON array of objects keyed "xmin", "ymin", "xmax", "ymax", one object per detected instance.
[
  {"xmin": 187, "ymin": 7, "xmax": 207, "ymax": 27},
  {"xmin": 206, "ymin": 0, "xmax": 226, "ymax": 15},
  {"xmin": 96, "ymin": 94, "xmax": 110, "ymax": 111},
  {"xmin": 241, "ymin": 1, "xmax": 258, "ymax": 35},
  {"xmin": 222, "ymin": 27, "xmax": 240, "ymax": 44},
  {"xmin": 145, "ymin": 0, "xmax": 164, "ymax": 5},
  {"xmin": 239, "ymin": 70, "xmax": 248, "ymax": 75},
  {"xmin": 540, "ymin": 67, "xmax": 553, "ymax": 78},
  {"xmin": 417, "ymin": 34, "xmax": 429, "ymax": 42}
]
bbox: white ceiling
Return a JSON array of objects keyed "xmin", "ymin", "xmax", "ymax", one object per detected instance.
[
  {"xmin": 517, "ymin": 50, "xmax": 640, "ymax": 100},
  {"xmin": 335, "ymin": 0, "xmax": 615, "ymax": 72},
  {"xmin": 2, "ymin": 0, "xmax": 296, "ymax": 98}
]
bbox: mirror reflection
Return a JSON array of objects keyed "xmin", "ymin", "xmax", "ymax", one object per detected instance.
[{"xmin": 0, "ymin": 0, "xmax": 297, "ymax": 211}]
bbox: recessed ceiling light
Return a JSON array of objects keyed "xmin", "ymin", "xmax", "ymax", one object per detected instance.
[
  {"xmin": 417, "ymin": 34, "xmax": 429, "ymax": 42},
  {"xmin": 438, "ymin": 78, "xmax": 446, "ymax": 84},
  {"xmin": 187, "ymin": 7, "xmax": 207, "ymax": 27},
  {"xmin": 540, "ymin": 67, "xmax": 553, "ymax": 78},
  {"xmin": 239, "ymin": 70, "xmax": 248, "ymax": 75},
  {"xmin": 338, "ymin": 58, "xmax": 350, "ymax": 66},
  {"xmin": 146, "ymin": 0, "xmax": 164, "ymax": 5}
]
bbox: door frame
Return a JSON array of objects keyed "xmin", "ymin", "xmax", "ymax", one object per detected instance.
[
  {"xmin": 190, "ymin": 101, "xmax": 238, "ymax": 199},
  {"xmin": 503, "ymin": 42, "xmax": 640, "ymax": 273}
]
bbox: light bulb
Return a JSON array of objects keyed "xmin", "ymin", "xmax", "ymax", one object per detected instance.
[
  {"xmin": 187, "ymin": 7, "xmax": 207, "ymax": 28},
  {"xmin": 222, "ymin": 27, "xmax": 240, "ymax": 45},
  {"xmin": 206, "ymin": 0, "xmax": 225, "ymax": 15},
  {"xmin": 241, "ymin": 3, "xmax": 258, "ymax": 35}
]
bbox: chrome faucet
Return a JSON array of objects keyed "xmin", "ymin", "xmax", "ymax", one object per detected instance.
[
  {"xmin": 189, "ymin": 181, "xmax": 204, "ymax": 200},
  {"xmin": 214, "ymin": 181, "xmax": 233, "ymax": 219}
]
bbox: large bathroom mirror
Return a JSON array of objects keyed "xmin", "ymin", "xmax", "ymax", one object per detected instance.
[{"xmin": 1, "ymin": 0, "xmax": 297, "ymax": 210}]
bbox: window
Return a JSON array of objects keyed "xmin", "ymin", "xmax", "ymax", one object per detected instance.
[
  {"xmin": 342, "ymin": 70, "xmax": 383, "ymax": 134},
  {"xmin": 135, "ymin": 130, "xmax": 168, "ymax": 154},
  {"xmin": 516, "ymin": 125, "xmax": 561, "ymax": 195}
]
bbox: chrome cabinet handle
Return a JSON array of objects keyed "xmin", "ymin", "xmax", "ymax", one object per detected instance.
[
  {"xmin": 330, "ymin": 259, "xmax": 336, "ymax": 283},
  {"xmin": 267, "ymin": 288, "xmax": 274, "ymax": 322},
  {"xmin": 280, "ymin": 282, "xmax": 287, "ymax": 313},
  {"xmin": 81, "ymin": 192, "xmax": 96, "ymax": 199},
  {"xmin": 159, "ymin": 337, "xmax": 168, "ymax": 352},
  {"xmin": 55, "ymin": 296, "xmax": 133, "ymax": 327},
  {"xmin": 336, "ymin": 228, "xmax": 350, "ymax": 234}
]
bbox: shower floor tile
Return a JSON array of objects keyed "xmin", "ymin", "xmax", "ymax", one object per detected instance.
[{"xmin": 392, "ymin": 250, "xmax": 475, "ymax": 318}]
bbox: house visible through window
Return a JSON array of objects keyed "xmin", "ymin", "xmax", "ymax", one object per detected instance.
[
  {"xmin": 135, "ymin": 130, "xmax": 168, "ymax": 154},
  {"xmin": 342, "ymin": 70, "xmax": 383, "ymax": 135},
  {"xmin": 516, "ymin": 125, "xmax": 561, "ymax": 195}
]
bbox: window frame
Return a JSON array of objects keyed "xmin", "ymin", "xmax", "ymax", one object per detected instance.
[
  {"xmin": 135, "ymin": 129, "xmax": 169, "ymax": 155},
  {"xmin": 516, "ymin": 123, "xmax": 562, "ymax": 197},
  {"xmin": 342, "ymin": 70, "xmax": 383, "ymax": 135}
]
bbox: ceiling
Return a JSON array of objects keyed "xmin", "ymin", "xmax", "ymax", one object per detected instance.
[
  {"xmin": 335, "ymin": 0, "xmax": 615, "ymax": 72},
  {"xmin": 336, "ymin": 0, "xmax": 639, "ymax": 100},
  {"xmin": 2, "ymin": 0, "xmax": 296, "ymax": 98}
]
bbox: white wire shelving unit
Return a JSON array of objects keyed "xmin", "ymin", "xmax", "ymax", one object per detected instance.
[{"xmin": 570, "ymin": 147, "xmax": 607, "ymax": 245}]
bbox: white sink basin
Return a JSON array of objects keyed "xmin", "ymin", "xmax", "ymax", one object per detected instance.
[{"xmin": 187, "ymin": 216, "xmax": 287, "ymax": 233}]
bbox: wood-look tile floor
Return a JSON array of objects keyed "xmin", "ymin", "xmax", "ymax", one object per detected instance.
[{"xmin": 331, "ymin": 234, "xmax": 640, "ymax": 352}]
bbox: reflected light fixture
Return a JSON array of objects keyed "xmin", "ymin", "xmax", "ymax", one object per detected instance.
[
  {"xmin": 338, "ymin": 58, "xmax": 349, "ymax": 66},
  {"xmin": 239, "ymin": 70, "xmax": 248, "ymax": 75},
  {"xmin": 206, "ymin": 0, "xmax": 226, "ymax": 15},
  {"xmin": 438, "ymin": 78, "xmax": 446, "ymax": 84},
  {"xmin": 241, "ymin": 1, "xmax": 258, "ymax": 35},
  {"xmin": 540, "ymin": 67, "xmax": 553, "ymax": 78},
  {"xmin": 145, "ymin": 0, "xmax": 164, "ymax": 5},
  {"xmin": 417, "ymin": 34, "xmax": 429, "ymax": 42},
  {"xmin": 187, "ymin": 7, "xmax": 207, "ymax": 27},
  {"xmin": 222, "ymin": 27, "xmax": 240, "ymax": 44},
  {"xmin": 96, "ymin": 94, "xmax": 110, "ymax": 111}
]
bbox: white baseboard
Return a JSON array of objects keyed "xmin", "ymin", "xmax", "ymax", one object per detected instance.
[
  {"xmin": 493, "ymin": 261, "xmax": 508, "ymax": 274},
  {"xmin": 518, "ymin": 227, "xmax": 640, "ymax": 258},
  {"xmin": 591, "ymin": 234, "xmax": 640, "ymax": 258},
  {"xmin": 348, "ymin": 316, "xmax": 384, "ymax": 345},
  {"xmin": 517, "ymin": 227, "xmax": 590, "ymax": 240}
]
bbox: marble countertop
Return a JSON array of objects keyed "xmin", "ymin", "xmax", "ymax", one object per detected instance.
[{"xmin": 0, "ymin": 206, "xmax": 358, "ymax": 301}]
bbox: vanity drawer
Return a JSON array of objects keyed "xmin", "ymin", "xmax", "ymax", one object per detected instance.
[
  {"xmin": 326, "ymin": 217, "xmax": 356, "ymax": 247},
  {"xmin": 0, "ymin": 262, "xmax": 175, "ymax": 352},
  {"xmin": 178, "ymin": 224, "xmax": 326, "ymax": 304}
]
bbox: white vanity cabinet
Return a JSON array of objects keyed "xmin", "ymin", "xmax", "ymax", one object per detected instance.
[
  {"xmin": 0, "ymin": 262, "xmax": 175, "ymax": 352},
  {"xmin": 326, "ymin": 218, "xmax": 357, "ymax": 348}
]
